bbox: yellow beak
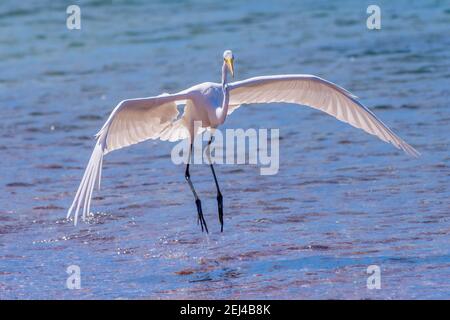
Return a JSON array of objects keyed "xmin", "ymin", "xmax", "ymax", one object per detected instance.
[{"xmin": 225, "ymin": 57, "xmax": 234, "ymax": 78}]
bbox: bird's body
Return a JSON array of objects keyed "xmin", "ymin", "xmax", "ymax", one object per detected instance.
[
  {"xmin": 180, "ymin": 82, "xmax": 225, "ymax": 129},
  {"xmin": 67, "ymin": 50, "xmax": 419, "ymax": 231}
]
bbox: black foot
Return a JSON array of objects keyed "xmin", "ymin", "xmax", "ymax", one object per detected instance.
[
  {"xmin": 217, "ymin": 193, "xmax": 223, "ymax": 232},
  {"xmin": 195, "ymin": 199, "xmax": 208, "ymax": 233}
]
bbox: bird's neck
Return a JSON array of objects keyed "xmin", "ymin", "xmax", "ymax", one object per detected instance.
[
  {"xmin": 217, "ymin": 61, "xmax": 230, "ymax": 124},
  {"xmin": 221, "ymin": 61, "xmax": 228, "ymax": 86}
]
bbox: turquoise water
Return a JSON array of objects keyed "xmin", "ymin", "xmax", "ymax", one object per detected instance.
[{"xmin": 0, "ymin": 0, "xmax": 449, "ymax": 299}]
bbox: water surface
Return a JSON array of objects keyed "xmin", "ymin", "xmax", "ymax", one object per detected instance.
[{"xmin": 0, "ymin": 0, "xmax": 449, "ymax": 299}]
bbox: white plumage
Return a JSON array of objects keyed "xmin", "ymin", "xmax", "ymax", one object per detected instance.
[
  {"xmin": 227, "ymin": 75, "xmax": 419, "ymax": 157},
  {"xmin": 67, "ymin": 50, "xmax": 418, "ymax": 226}
]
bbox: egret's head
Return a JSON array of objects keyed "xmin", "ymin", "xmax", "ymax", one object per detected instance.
[{"xmin": 223, "ymin": 50, "xmax": 234, "ymax": 78}]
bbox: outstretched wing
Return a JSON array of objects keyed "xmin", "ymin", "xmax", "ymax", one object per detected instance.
[
  {"xmin": 67, "ymin": 92, "xmax": 190, "ymax": 225},
  {"xmin": 227, "ymin": 75, "xmax": 419, "ymax": 157},
  {"xmin": 98, "ymin": 92, "xmax": 189, "ymax": 153}
]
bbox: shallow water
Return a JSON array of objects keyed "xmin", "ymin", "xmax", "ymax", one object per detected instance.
[{"xmin": 1, "ymin": 0, "xmax": 449, "ymax": 299}]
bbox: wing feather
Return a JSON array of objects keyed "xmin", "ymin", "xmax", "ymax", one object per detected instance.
[
  {"xmin": 67, "ymin": 92, "xmax": 190, "ymax": 225},
  {"xmin": 228, "ymin": 75, "xmax": 419, "ymax": 157}
]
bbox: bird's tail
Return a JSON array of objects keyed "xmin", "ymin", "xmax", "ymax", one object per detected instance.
[{"xmin": 67, "ymin": 141, "xmax": 104, "ymax": 225}]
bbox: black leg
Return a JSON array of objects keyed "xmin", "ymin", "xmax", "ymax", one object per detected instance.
[
  {"xmin": 185, "ymin": 144, "xmax": 208, "ymax": 233},
  {"xmin": 206, "ymin": 138, "xmax": 224, "ymax": 232}
]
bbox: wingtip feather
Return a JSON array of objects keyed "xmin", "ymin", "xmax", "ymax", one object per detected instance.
[{"xmin": 67, "ymin": 142, "xmax": 104, "ymax": 226}]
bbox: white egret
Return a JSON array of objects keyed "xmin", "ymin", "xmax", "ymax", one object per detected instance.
[{"xmin": 67, "ymin": 49, "xmax": 419, "ymax": 232}]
